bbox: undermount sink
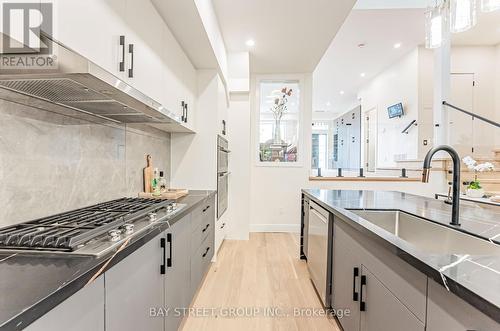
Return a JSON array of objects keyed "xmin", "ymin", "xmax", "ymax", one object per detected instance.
[{"xmin": 347, "ymin": 209, "xmax": 500, "ymax": 256}]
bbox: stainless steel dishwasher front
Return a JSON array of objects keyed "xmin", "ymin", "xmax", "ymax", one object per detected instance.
[{"xmin": 307, "ymin": 200, "xmax": 330, "ymax": 306}]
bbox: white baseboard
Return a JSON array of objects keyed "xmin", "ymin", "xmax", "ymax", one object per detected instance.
[{"xmin": 249, "ymin": 223, "xmax": 300, "ymax": 233}]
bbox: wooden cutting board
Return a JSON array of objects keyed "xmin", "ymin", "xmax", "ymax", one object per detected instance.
[
  {"xmin": 139, "ymin": 189, "xmax": 189, "ymax": 200},
  {"xmin": 143, "ymin": 155, "xmax": 153, "ymax": 193}
]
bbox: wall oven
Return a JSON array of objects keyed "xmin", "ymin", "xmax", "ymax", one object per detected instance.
[{"xmin": 217, "ymin": 135, "xmax": 229, "ymax": 218}]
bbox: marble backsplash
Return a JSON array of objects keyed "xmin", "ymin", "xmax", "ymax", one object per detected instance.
[{"xmin": 0, "ymin": 99, "xmax": 171, "ymax": 227}]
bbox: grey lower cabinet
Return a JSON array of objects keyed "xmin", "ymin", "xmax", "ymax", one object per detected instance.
[
  {"xmin": 189, "ymin": 196, "xmax": 215, "ymax": 298},
  {"xmin": 332, "ymin": 237, "xmax": 360, "ymax": 331},
  {"xmin": 164, "ymin": 214, "xmax": 192, "ymax": 331},
  {"xmin": 360, "ymin": 265, "xmax": 424, "ymax": 331},
  {"xmin": 333, "ymin": 220, "xmax": 425, "ymax": 331},
  {"xmin": 105, "ymin": 214, "xmax": 200, "ymax": 331},
  {"xmin": 25, "ymin": 276, "xmax": 104, "ymax": 331},
  {"xmin": 426, "ymin": 279, "xmax": 499, "ymax": 331},
  {"xmin": 105, "ymin": 233, "xmax": 164, "ymax": 331}
]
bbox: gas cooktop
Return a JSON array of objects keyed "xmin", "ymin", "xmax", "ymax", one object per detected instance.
[{"xmin": 0, "ymin": 198, "xmax": 185, "ymax": 256}]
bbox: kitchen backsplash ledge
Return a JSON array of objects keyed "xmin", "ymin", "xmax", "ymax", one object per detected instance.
[{"xmin": 0, "ymin": 99, "xmax": 171, "ymax": 227}]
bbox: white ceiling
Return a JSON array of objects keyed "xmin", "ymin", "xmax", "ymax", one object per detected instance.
[
  {"xmin": 212, "ymin": 0, "xmax": 357, "ymax": 73},
  {"xmin": 313, "ymin": 8, "xmax": 426, "ymax": 115},
  {"xmin": 451, "ymin": 10, "xmax": 500, "ymax": 46}
]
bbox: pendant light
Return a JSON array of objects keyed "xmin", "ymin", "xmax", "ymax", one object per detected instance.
[
  {"xmin": 425, "ymin": 4, "xmax": 446, "ymax": 49},
  {"xmin": 450, "ymin": 0, "xmax": 477, "ymax": 33},
  {"xmin": 481, "ymin": 0, "xmax": 500, "ymax": 12}
]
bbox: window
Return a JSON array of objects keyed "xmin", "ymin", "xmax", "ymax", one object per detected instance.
[
  {"xmin": 257, "ymin": 80, "xmax": 301, "ymax": 164},
  {"xmin": 311, "ymin": 133, "xmax": 327, "ymax": 169}
]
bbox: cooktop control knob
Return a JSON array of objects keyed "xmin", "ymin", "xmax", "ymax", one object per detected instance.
[
  {"xmin": 121, "ymin": 224, "xmax": 134, "ymax": 234},
  {"xmin": 148, "ymin": 213, "xmax": 157, "ymax": 222},
  {"xmin": 108, "ymin": 229, "xmax": 122, "ymax": 241}
]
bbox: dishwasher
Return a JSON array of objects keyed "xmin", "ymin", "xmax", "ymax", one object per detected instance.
[{"xmin": 307, "ymin": 200, "xmax": 332, "ymax": 307}]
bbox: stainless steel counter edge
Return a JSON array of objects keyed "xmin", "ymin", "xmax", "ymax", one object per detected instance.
[
  {"xmin": 301, "ymin": 189, "xmax": 500, "ymax": 324},
  {"xmin": 0, "ymin": 190, "xmax": 216, "ymax": 331}
]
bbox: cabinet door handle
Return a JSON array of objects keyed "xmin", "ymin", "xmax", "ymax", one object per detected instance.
[
  {"xmin": 119, "ymin": 35, "xmax": 125, "ymax": 72},
  {"xmin": 360, "ymin": 275, "xmax": 367, "ymax": 311},
  {"xmin": 181, "ymin": 101, "xmax": 185, "ymax": 122},
  {"xmin": 128, "ymin": 44, "xmax": 134, "ymax": 78},
  {"xmin": 202, "ymin": 223, "xmax": 210, "ymax": 233},
  {"xmin": 352, "ymin": 267, "xmax": 359, "ymax": 301},
  {"xmin": 220, "ymin": 223, "xmax": 226, "ymax": 229},
  {"xmin": 184, "ymin": 103, "xmax": 188, "ymax": 123},
  {"xmin": 202, "ymin": 247, "xmax": 210, "ymax": 258},
  {"xmin": 160, "ymin": 238, "xmax": 166, "ymax": 275},
  {"xmin": 203, "ymin": 205, "xmax": 210, "ymax": 213},
  {"xmin": 167, "ymin": 233, "xmax": 172, "ymax": 267}
]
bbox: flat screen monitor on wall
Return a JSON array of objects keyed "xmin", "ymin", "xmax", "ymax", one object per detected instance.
[{"xmin": 388, "ymin": 103, "xmax": 404, "ymax": 118}]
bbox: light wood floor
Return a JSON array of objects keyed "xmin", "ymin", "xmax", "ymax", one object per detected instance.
[{"xmin": 182, "ymin": 233, "xmax": 341, "ymax": 331}]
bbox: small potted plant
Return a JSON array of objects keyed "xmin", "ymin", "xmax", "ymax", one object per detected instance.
[{"xmin": 462, "ymin": 156, "xmax": 495, "ymax": 198}]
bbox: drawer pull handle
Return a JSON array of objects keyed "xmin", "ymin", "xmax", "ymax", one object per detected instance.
[
  {"xmin": 202, "ymin": 224, "xmax": 210, "ymax": 233},
  {"xmin": 160, "ymin": 238, "xmax": 166, "ymax": 275},
  {"xmin": 360, "ymin": 275, "xmax": 367, "ymax": 311},
  {"xmin": 203, "ymin": 205, "xmax": 210, "ymax": 213},
  {"xmin": 167, "ymin": 233, "xmax": 173, "ymax": 268},
  {"xmin": 352, "ymin": 267, "xmax": 359, "ymax": 301},
  {"xmin": 202, "ymin": 247, "xmax": 210, "ymax": 257},
  {"xmin": 128, "ymin": 44, "xmax": 134, "ymax": 78},
  {"xmin": 119, "ymin": 35, "xmax": 125, "ymax": 72},
  {"xmin": 181, "ymin": 101, "xmax": 185, "ymax": 122}
]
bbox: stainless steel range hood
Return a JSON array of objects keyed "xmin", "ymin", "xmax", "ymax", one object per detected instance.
[{"xmin": 0, "ymin": 34, "xmax": 192, "ymax": 133}]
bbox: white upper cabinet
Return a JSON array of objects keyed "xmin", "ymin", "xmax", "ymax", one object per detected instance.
[
  {"xmin": 39, "ymin": 0, "xmax": 198, "ymax": 132},
  {"xmin": 123, "ymin": 0, "xmax": 165, "ymax": 105},
  {"xmin": 160, "ymin": 19, "xmax": 197, "ymax": 128},
  {"xmin": 51, "ymin": 0, "xmax": 128, "ymax": 78}
]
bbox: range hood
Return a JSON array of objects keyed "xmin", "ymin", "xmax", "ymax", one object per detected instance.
[{"xmin": 0, "ymin": 34, "xmax": 193, "ymax": 133}]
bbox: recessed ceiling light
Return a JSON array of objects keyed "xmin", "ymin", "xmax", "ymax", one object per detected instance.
[
  {"xmin": 246, "ymin": 39, "xmax": 255, "ymax": 47},
  {"xmin": 326, "ymin": 101, "xmax": 331, "ymax": 107},
  {"xmin": 360, "ymin": 73, "xmax": 366, "ymax": 77},
  {"xmin": 394, "ymin": 43, "xmax": 402, "ymax": 49},
  {"xmin": 340, "ymin": 90, "xmax": 345, "ymax": 95}
]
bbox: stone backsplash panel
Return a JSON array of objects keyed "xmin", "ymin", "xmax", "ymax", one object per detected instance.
[{"xmin": 0, "ymin": 99, "xmax": 170, "ymax": 227}]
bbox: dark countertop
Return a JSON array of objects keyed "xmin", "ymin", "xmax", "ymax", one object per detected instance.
[
  {"xmin": 302, "ymin": 189, "xmax": 500, "ymax": 323},
  {"xmin": 0, "ymin": 190, "xmax": 216, "ymax": 331}
]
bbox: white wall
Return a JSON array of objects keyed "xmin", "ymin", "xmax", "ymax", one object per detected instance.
[
  {"xmin": 358, "ymin": 49, "xmax": 420, "ymax": 167},
  {"xmin": 226, "ymin": 93, "xmax": 251, "ymax": 239},
  {"xmin": 417, "ymin": 46, "xmax": 434, "ymax": 158},
  {"xmin": 248, "ymin": 73, "xmax": 313, "ymax": 232},
  {"xmin": 227, "ymin": 52, "xmax": 250, "ymax": 92},
  {"xmin": 418, "ymin": 45, "xmax": 500, "ymax": 156},
  {"xmin": 451, "ymin": 46, "xmax": 497, "ymax": 120}
]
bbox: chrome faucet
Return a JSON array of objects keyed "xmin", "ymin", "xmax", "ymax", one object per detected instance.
[{"xmin": 422, "ymin": 145, "xmax": 461, "ymax": 226}]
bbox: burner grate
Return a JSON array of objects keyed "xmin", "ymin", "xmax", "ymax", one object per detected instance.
[{"xmin": 0, "ymin": 198, "xmax": 167, "ymax": 251}]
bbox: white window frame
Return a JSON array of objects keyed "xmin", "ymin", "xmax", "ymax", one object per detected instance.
[{"xmin": 254, "ymin": 74, "xmax": 305, "ymax": 167}]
